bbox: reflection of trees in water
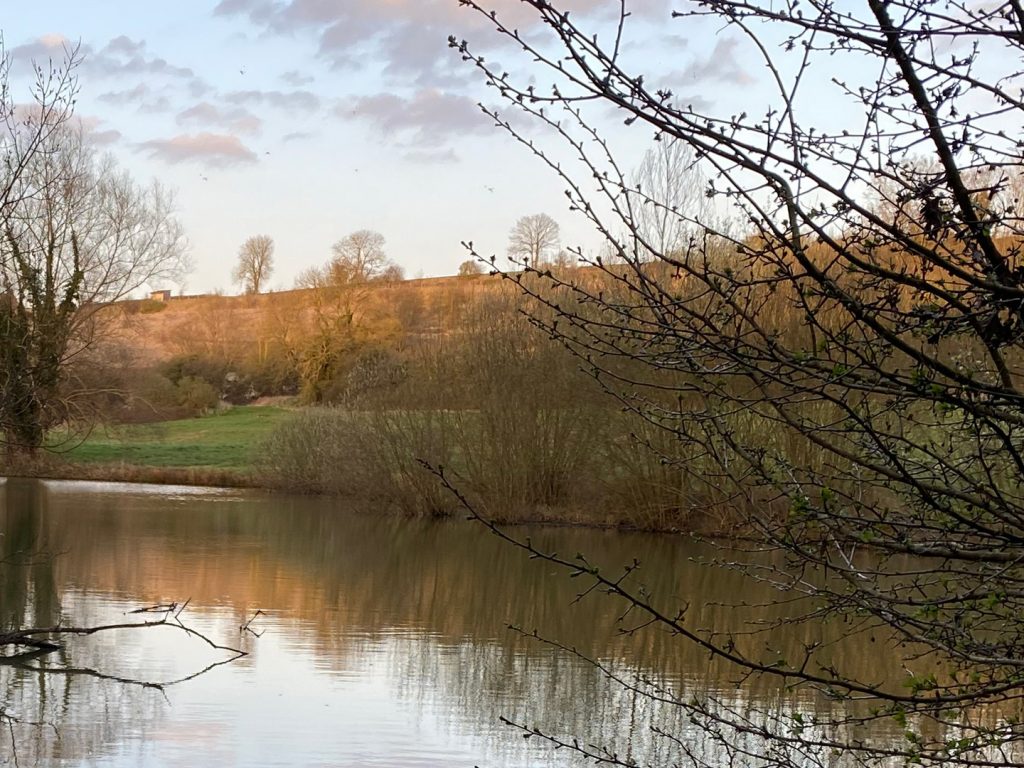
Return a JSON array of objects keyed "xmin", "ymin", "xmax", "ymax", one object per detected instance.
[
  {"xmin": 380, "ymin": 629, "xmax": 1024, "ymax": 768},
  {"xmin": 35, "ymin": 489, "xmax": 884, "ymax": 672},
  {"xmin": 0, "ymin": 481, "xmax": 249, "ymax": 766},
  {"xmin": 0, "ymin": 480, "xmax": 172, "ymax": 765},
  {"xmin": 0, "ymin": 480, "xmax": 59, "ymax": 632},
  {"xmin": 8, "ymin": 481, "xmax": 1022, "ymax": 766},
  {"xmin": 0, "ymin": 661, "xmax": 168, "ymax": 767}
]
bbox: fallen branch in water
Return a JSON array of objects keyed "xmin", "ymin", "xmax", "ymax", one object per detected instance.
[
  {"xmin": 0, "ymin": 600, "xmax": 249, "ymax": 681},
  {"xmin": 0, "ymin": 600, "xmax": 257, "ymax": 765},
  {"xmin": 240, "ymin": 609, "xmax": 265, "ymax": 638}
]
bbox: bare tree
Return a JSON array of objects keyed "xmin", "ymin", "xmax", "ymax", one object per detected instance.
[
  {"xmin": 453, "ymin": 1, "xmax": 1024, "ymax": 766},
  {"xmin": 0, "ymin": 50, "xmax": 243, "ymax": 730},
  {"xmin": 294, "ymin": 230, "xmax": 402, "ymax": 289},
  {"xmin": 507, "ymin": 213, "xmax": 559, "ymax": 268},
  {"xmin": 329, "ymin": 229, "xmax": 390, "ymax": 285},
  {"xmin": 0, "ymin": 56, "xmax": 187, "ymax": 456},
  {"xmin": 630, "ymin": 138, "xmax": 711, "ymax": 260},
  {"xmin": 458, "ymin": 259, "xmax": 484, "ymax": 277},
  {"xmin": 293, "ymin": 265, "xmax": 325, "ymax": 290},
  {"xmin": 379, "ymin": 263, "xmax": 405, "ymax": 283},
  {"xmin": 233, "ymin": 235, "xmax": 274, "ymax": 294}
]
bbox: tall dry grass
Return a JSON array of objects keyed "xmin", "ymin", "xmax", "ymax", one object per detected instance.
[{"xmin": 258, "ymin": 284, "xmax": 799, "ymax": 530}]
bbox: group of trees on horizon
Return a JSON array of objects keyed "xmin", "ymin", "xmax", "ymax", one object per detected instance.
[
  {"xmin": 232, "ymin": 230, "xmax": 407, "ymax": 296},
  {"xmin": 231, "ymin": 210, "xmax": 576, "ymax": 296}
]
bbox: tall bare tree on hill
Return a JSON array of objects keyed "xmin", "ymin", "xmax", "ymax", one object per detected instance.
[
  {"xmin": 233, "ymin": 235, "xmax": 274, "ymax": 295},
  {"xmin": 452, "ymin": 0, "xmax": 1024, "ymax": 765},
  {"xmin": 632, "ymin": 138, "xmax": 712, "ymax": 261},
  {"xmin": 329, "ymin": 229, "xmax": 389, "ymax": 285},
  {"xmin": 507, "ymin": 213, "xmax": 559, "ymax": 268}
]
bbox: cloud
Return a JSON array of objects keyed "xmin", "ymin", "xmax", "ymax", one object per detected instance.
[
  {"xmin": 86, "ymin": 36, "xmax": 195, "ymax": 81},
  {"xmin": 89, "ymin": 129, "xmax": 124, "ymax": 146},
  {"xmin": 214, "ymin": 0, "xmax": 671, "ymax": 88},
  {"xmin": 178, "ymin": 101, "xmax": 263, "ymax": 135},
  {"xmin": 74, "ymin": 115, "xmax": 123, "ymax": 147},
  {"xmin": 216, "ymin": 0, "xmax": 662, "ymax": 34},
  {"xmin": 137, "ymin": 132, "xmax": 258, "ymax": 167},
  {"xmin": 188, "ymin": 78, "xmax": 213, "ymax": 98},
  {"xmin": 283, "ymin": 131, "xmax": 314, "ymax": 143},
  {"xmin": 214, "ymin": 0, "xmax": 275, "ymax": 23},
  {"xmin": 97, "ymin": 83, "xmax": 150, "ymax": 105},
  {"xmin": 376, "ymin": 22, "xmax": 474, "ymax": 88},
  {"xmin": 281, "ymin": 70, "xmax": 313, "ymax": 87},
  {"xmin": 11, "ymin": 34, "xmax": 202, "ymax": 98},
  {"xmin": 140, "ymin": 97, "xmax": 172, "ymax": 113},
  {"xmin": 225, "ymin": 89, "xmax": 320, "ymax": 111},
  {"xmin": 671, "ymin": 38, "xmax": 756, "ymax": 86},
  {"xmin": 97, "ymin": 83, "xmax": 173, "ymax": 113},
  {"xmin": 9, "ymin": 34, "xmax": 78, "ymax": 63},
  {"xmin": 342, "ymin": 89, "xmax": 489, "ymax": 147}
]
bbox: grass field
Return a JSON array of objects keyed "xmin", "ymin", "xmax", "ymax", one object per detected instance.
[{"xmin": 62, "ymin": 406, "xmax": 291, "ymax": 471}]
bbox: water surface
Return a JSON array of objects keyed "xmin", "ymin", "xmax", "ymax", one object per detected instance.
[{"xmin": 0, "ymin": 478, "xmax": 897, "ymax": 766}]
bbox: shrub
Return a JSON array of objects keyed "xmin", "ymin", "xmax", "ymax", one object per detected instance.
[{"xmin": 176, "ymin": 376, "xmax": 219, "ymax": 413}]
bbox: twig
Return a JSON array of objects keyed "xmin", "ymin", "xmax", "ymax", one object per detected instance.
[{"xmin": 240, "ymin": 609, "xmax": 265, "ymax": 638}]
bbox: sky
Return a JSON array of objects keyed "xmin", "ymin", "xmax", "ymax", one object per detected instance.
[{"xmin": 2, "ymin": 1, "xmax": 760, "ymax": 295}]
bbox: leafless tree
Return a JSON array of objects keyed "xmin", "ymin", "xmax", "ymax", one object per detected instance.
[
  {"xmin": 233, "ymin": 235, "xmax": 274, "ymax": 294},
  {"xmin": 453, "ymin": 1, "xmax": 1024, "ymax": 766},
  {"xmin": 293, "ymin": 265, "xmax": 325, "ymax": 290},
  {"xmin": 296, "ymin": 230, "xmax": 402, "ymax": 289},
  {"xmin": 0, "ymin": 49, "xmax": 187, "ymax": 456},
  {"xmin": 0, "ymin": 46, "xmax": 240, "ymax": 726},
  {"xmin": 630, "ymin": 138, "xmax": 712, "ymax": 261},
  {"xmin": 458, "ymin": 259, "xmax": 484, "ymax": 277},
  {"xmin": 379, "ymin": 263, "xmax": 405, "ymax": 283},
  {"xmin": 507, "ymin": 213, "xmax": 559, "ymax": 268},
  {"xmin": 329, "ymin": 229, "xmax": 390, "ymax": 285}
]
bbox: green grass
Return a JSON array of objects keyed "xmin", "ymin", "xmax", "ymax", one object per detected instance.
[{"xmin": 62, "ymin": 406, "xmax": 291, "ymax": 471}]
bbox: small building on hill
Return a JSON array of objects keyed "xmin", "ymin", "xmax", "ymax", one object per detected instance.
[{"xmin": 150, "ymin": 289, "xmax": 173, "ymax": 302}]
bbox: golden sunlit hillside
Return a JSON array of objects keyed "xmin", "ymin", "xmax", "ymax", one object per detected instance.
[{"xmin": 107, "ymin": 274, "xmax": 502, "ymax": 368}]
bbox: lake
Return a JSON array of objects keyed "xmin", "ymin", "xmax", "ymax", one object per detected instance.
[{"xmin": 0, "ymin": 477, "xmax": 904, "ymax": 767}]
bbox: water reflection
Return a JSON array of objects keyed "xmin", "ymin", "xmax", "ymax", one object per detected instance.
[{"xmin": 0, "ymin": 479, "xmax": 912, "ymax": 766}]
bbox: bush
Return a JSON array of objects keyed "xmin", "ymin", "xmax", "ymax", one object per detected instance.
[
  {"xmin": 160, "ymin": 354, "xmax": 228, "ymax": 389},
  {"xmin": 176, "ymin": 376, "xmax": 219, "ymax": 413},
  {"xmin": 258, "ymin": 408, "xmax": 459, "ymax": 516}
]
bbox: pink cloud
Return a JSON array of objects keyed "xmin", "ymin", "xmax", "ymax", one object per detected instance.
[
  {"xmin": 138, "ymin": 132, "xmax": 258, "ymax": 167},
  {"xmin": 214, "ymin": 1, "xmax": 671, "ymax": 85},
  {"xmin": 9, "ymin": 34, "xmax": 78, "ymax": 62},
  {"xmin": 178, "ymin": 101, "xmax": 264, "ymax": 136}
]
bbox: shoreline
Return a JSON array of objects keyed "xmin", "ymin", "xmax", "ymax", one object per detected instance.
[{"xmin": 3, "ymin": 460, "xmax": 736, "ymax": 536}]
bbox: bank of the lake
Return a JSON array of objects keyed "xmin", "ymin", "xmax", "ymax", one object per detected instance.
[
  {"xmin": 25, "ymin": 406, "xmax": 285, "ymax": 489},
  {"xmin": 22, "ymin": 405, "xmax": 742, "ymax": 535}
]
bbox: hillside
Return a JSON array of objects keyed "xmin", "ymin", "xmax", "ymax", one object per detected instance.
[{"xmin": 107, "ymin": 274, "xmax": 503, "ymax": 368}]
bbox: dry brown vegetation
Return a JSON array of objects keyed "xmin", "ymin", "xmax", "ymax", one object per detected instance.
[
  {"xmin": 73, "ymin": 270, "xmax": 753, "ymax": 531},
  {"xmin": 89, "ymin": 260, "xmax": 969, "ymax": 533},
  {"xmin": 70, "ymin": 233, "xmax": 1024, "ymax": 537},
  {"xmin": 108, "ymin": 276, "xmax": 490, "ymax": 366}
]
